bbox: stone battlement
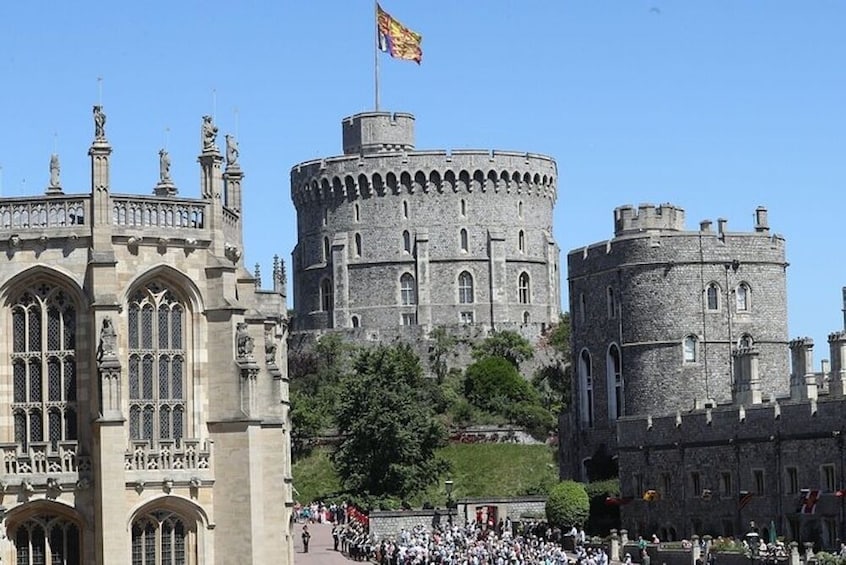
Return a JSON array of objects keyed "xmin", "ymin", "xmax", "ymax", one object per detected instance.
[
  {"xmin": 614, "ymin": 203, "xmax": 686, "ymax": 235},
  {"xmin": 342, "ymin": 111, "xmax": 416, "ymax": 155}
]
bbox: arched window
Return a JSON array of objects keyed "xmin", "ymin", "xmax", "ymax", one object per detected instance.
[
  {"xmin": 354, "ymin": 233, "xmax": 362, "ymax": 257},
  {"xmin": 518, "ymin": 272, "xmax": 530, "ymax": 304},
  {"xmin": 402, "ymin": 200, "xmax": 409, "ymax": 220},
  {"xmin": 11, "ymin": 283, "xmax": 77, "ymax": 451},
  {"xmin": 579, "ymin": 350, "xmax": 594, "ymax": 427},
  {"xmin": 13, "ymin": 514, "xmax": 81, "ymax": 564},
  {"xmin": 706, "ymin": 282, "xmax": 720, "ymax": 311},
  {"xmin": 400, "ymin": 273, "xmax": 417, "ymax": 305},
  {"xmin": 351, "ymin": 315, "xmax": 360, "ymax": 328},
  {"xmin": 518, "ymin": 201, "xmax": 523, "ymax": 219},
  {"xmin": 736, "ymin": 282, "xmax": 750, "ymax": 311},
  {"xmin": 460, "ymin": 229, "xmax": 468, "ymax": 252},
  {"xmin": 353, "ymin": 203, "xmax": 360, "ymax": 223},
  {"xmin": 522, "ymin": 311, "xmax": 530, "ymax": 324},
  {"xmin": 458, "ymin": 271, "xmax": 474, "ymax": 304},
  {"xmin": 460, "ymin": 199, "xmax": 466, "ymax": 217},
  {"xmin": 131, "ymin": 509, "xmax": 192, "ymax": 565},
  {"xmin": 128, "ymin": 282, "xmax": 186, "ymax": 442},
  {"xmin": 607, "ymin": 344, "xmax": 623, "ymax": 421},
  {"xmin": 683, "ymin": 335, "xmax": 698, "ymax": 363},
  {"xmin": 320, "ymin": 279, "xmax": 333, "ymax": 312},
  {"xmin": 579, "ymin": 293, "xmax": 586, "ymax": 324},
  {"xmin": 402, "ymin": 230, "xmax": 412, "ymax": 253},
  {"xmin": 739, "ymin": 334, "xmax": 753, "ymax": 349},
  {"xmin": 518, "ymin": 230, "xmax": 525, "ymax": 253},
  {"xmin": 606, "ymin": 287, "xmax": 616, "ymax": 318},
  {"xmin": 322, "ymin": 236, "xmax": 330, "ymax": 263},
  {"xmin": 322, "ymin": 207, "xmax": 328, "ymax": 226}
]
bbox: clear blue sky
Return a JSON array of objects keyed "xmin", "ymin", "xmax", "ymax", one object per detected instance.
[{"xmin": 1, "ymin": 1, "xmax": 843, "ymax": 362}]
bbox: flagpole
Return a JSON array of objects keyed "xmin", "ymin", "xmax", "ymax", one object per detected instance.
[{"xmin": 374, "ymin": 0, "xmax": 380, "ymax": 111}]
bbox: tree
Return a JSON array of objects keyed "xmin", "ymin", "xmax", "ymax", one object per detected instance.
[
  {"xmin": 471, "ymin": 330, "xmax": 534, "ymax": 368},
  {"xmin": 546, "ymin": 480, "xmax": 590, "ymax": 528},
  {"xmin": 333, "ymin": 344, "xmax": 449, "ymax": 498},
  {"xmin": 464, "ymin": 356, "xmax": 538, "ymax": 413},
  {"xmin": 427, "ymin": 326, "xmax": 456, "ymax": 384}
]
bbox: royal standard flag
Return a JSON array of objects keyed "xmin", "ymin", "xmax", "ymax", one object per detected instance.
[{"xmin": 377, "ymin": 4, "xmax": 423, "ymax": 64}]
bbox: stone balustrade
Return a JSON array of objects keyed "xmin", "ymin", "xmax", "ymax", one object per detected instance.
[
  {"xmin": 0, "ymin": 196, "xmax": 89, "ymax": 231},
  {"xmin": 112, "ymin": 195, "xmax": 207, "ymax": 231},
  {"xmin": 0, "ymin": 441, "xmax": 88, "ymax": 475},
  {"xmin": 124, "ymin": 439, "xmax": 212, "ymax": 472}
]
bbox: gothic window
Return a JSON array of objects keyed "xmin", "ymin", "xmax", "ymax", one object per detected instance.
[
  {"xmin": 322, "ymin": 236, "xmax": 330, "ymax": 263},
  {"xmin": 606, "ymin": 287, "xmax": 616, "ymax": 319},
  {"xmin": 402, "ymin": 230, "xmax": 412, "ymax": 253},
  {"xmin": 459, "ymin": 229, "xmax": 468, "ymax": 253},
  {"xmin": 13, "ymin": 515, "xmax": 80, "ymax": 565},
  {"xmin": 518, "ymin": 230, "xmax": 525, "ymax": 253},
  {"xmin": 460, "ymin": 199, "xmax": 466, "ymax": 217},
  {"xmin": 736, "ymin": 282, "xmax": 750, "ymax": 311},
  {"xmin": 320, "ymin": 279, "xmax": 333, "ymax": 312},
  {"xmin": 353, "ymin": 203, "xmax": 360, "ymax": 223},
  {"xmin": 706, "ymin": 282, "xmax": 720, "ymax": 311},
  {"xmin": 351, "ymin": 315, "xmax": 360, "ymax": 328},
  {"xmin": 10, "ymin": 283, "xmax": 77, "ymax": 451},
  {"xmin": 400, "ymin": 273, "xmax": 416, "ymax": 306},
  {"xmin": 683, "ymin": 335, "xmax": 698, "ymax": 363},
  {"xmin": 131, "ymin": 510, "xmax": 190, "ymax": 565},
  {"xmin": 458, "ymin": 271, "xmax": 474, "ymax": 304},
  {"xmin": 579, "ymin": 350, "xmax": 594, "ymax": 427},
  {"xmin": 607, "ymin": 344, "xmax": 623, "ymax": 421},
  {"xmin": 128, "ymin": 282, "xmax": 186, "ymax": 443},
  {"xmin": 402, "ymin": 200, "xmax": 409, "ymax": 220},
  {"xmin": 354, "ymin": 233, "xmax": 362, "ymax": 258},
  {"xmin": 518, "ymin": 201, "xmax": 523, "ymax": 219},
  {"xmin": 518, "ymin": 272, "xmax": 530, "ymax": 304}
]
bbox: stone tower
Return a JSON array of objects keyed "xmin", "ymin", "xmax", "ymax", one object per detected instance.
[
  {"xmin": 290, "ymin": 111, "xmax": 561, "ymax": 337},
  {"xmin": 562, "ymin": 203, "xmax": 789, "ymax": 480}
]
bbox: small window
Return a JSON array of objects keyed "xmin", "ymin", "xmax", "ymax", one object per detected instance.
[
  {"xmin": 721, "ymin": 471, "xmax": 732, "ymax": 497},
  {"xmin": 736, "ymin": 282, "xmax": 750, "ymax": 311},
  {"xmin": 518, "ymin": 272, "xmax": 530, "ymax": 304},
  {"xmin": 706, "ymin": 282, "xmax": 720, "ymax": 310},
  {"xmin": 633, "ymin": 473, "xmax": 644, "ymax": 497},
  {"xmin": 354, "ymin": 233, "xmax": 362, "ymax": 257},
  {"xmin": 459, "ymin": 311, "xmax": 474, "ymax": 324},
  {"xmin": 323, "ymin": 236, "xmax": 330, "ymax": 263},
  {"xmin": 400, "ymin": 273, "xmax": 416, "ymax": 306},
  {"xmin": 518, "ymin": 201, "xmax": 523, "ymax": 219},
  {"xmin": 579, "ymin": 293, "xmax": 586, "ymax": 324},
  {"xmin": 786, "ymin": 467, "xmax": 798, "ymax": 494},
  {"xmin": 522, "ymin": 311, "xmax": 530, "ymax": 324},
  {"xmin": 822, "ymin": 464, "xmax": 837, "ymax": 492},
  {"xmin": 322, "ymin": 208, "xmax": 328, "ymax": 226},
  {"xmin": 683, "ymin": 336, "xmax": 697, "ymax": 363},
  {"xmin": 753, "ymin": 469, "xmax": 765, "ymax": 495},
  {"xmin": 460, "ymin": 228, "xmax": 468, "ymax": 252},
  {"xmin": 518, "ymin": 230, "xmax": 525, "ymax": 253},
  {"xmin": 351, "ymin": 315, "xmax": 360, "ymax": 328},
  {"xmin": 606, "ymin": 287, "xmax": 616, "ymax": 318},
  {"xmin": 401, "ymin": 312, "xmax": 417, "ymax": 326},
  {"xmin": 402, "ymin": 230, "xmax": 412, "ymax": 253},
  {"xmin": 661, "ymin": 473, "xmax": 672, "ymax": 499},
  {"xmin": 402, "ymin": 200, "xmax": 409, "ymax": 220},
  {"xmin": 354, "ymin": 203, "xmax": 360, "ymax": 223},
  {"xmin": 460, "ymin": 199, "xmax": 466, "ymax": 217},
  {"xmin": 458, "ymin": 271, "xmax": 474, "ymax": 304},
  {"xmin": 320, "ymin": 279, "xmax": 333, "ymax": 312},
  {"xmin": 691, "ymin": 471, "xmax": 702, "ymax": 497},
  {"xmin": 738, "ymin": 334, "xmax": 753, "ymax": 349}
]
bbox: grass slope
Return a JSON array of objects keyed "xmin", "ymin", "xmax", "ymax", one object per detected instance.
[{"xmin": 292, "ymin": 443, "xmax": 557, "ymax": 507}]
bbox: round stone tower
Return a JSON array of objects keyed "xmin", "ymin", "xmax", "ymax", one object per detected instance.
[
  {"xmin": 563, "ymin": 203, "xmax": 789, "ymax": 480},
  {"xmin": 290, "ymin": 111, "xmax": 560, "ymax": 335}
]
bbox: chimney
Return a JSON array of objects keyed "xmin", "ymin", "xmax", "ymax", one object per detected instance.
[
  {"xmin": 754, "ymin": 207, "xmax": 769, "ymax": 234},
  {"xmin": 789, "ymin": 338, "xmax": 817, "ymax": 401},
  {"xmin": 828, "ymin": 332, "xmax": 846, "ymax": 397},
  {"xmin": 699, "ymin": 220, "xmax": 712, "ymax": 233},
  {"xmin": 733, "ymin": 347, "xmax": 762, "ymax": 405},
  {"xmin": 717, "ymin": 218, "xmax": 727, "ymax": 236}
]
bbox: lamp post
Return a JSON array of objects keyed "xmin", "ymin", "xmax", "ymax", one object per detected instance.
[{"xmin": 445, "ymin": 480, "xmax": 454, "ymax": 526}]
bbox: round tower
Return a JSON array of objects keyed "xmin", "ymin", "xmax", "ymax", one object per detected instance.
[
  {"xmin": 290, "ymin": 111, "xmax": 560, "ymax": 335},
  {"xmin": 563, "ymin": 203, "xmax": 789, "ymax": 480}
]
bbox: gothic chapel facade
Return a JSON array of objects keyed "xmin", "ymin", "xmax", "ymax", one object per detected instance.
[{"xmin": 0, "ymin": 108, "xmax": 293, "ymax": 564}]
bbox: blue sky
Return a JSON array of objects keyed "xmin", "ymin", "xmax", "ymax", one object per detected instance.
[{"xmin": 0, "ymin": 1, "xmax": 843, "ymax": 361}]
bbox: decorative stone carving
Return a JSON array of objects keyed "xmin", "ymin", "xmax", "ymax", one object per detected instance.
[
  {"xmin": 97, "ymin": 316, "xmax": 117, "ymax": 361},
  {"xmin": 159, "ymin": 149, "xmax": 171, "ymax": 183},
  {"xmin": 189, "ymin": 477, "xmax": 202, "ymax": 489},
  {"xmin": 201, "ymin": 115, "xmax": 218, "ymax": 153},
  {"xmin": 225, "ymin": 134, "xmax": 239, "ymax": 167},
  {"xmin": 265, "ymin": 328, "xmax": 278, "ymax": 367},
  {"xmin": 134, "ymin": 481, "xmax": 145, "ymax": 494},
  {"xmin": 48, "ymin": 153, "xmax": 62, "ymax": 193},
  {"xmin": 75, "ymin": 477, "xmax": 91, "ymax": 491},
  {"xmin": 163, "ymin": 479, "xmax": 174, "ymax": 493},
  {"xmin": 93, "ymin": 105, "xmax": 107, "ymax": 140},
  {"xmin": 236, "ymin": 322, "xmax": 255, "ymax": 360}
]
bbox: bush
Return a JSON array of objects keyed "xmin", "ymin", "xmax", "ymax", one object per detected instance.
[
  {"xmin": 507, "ymin": 401, "xmax": 556, "ymax": 439},
  {"xmin": 546, "ymin": 481, "xmax": 589, "ymax": 528},
  {"xmin": 464, "ymin": 356, "xmax": 538, "ymax": 412}
]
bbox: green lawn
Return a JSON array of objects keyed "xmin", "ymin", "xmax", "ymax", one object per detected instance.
[{"xmin": 292, "ymin": 443, "xmax": 558, "ymax": 506}]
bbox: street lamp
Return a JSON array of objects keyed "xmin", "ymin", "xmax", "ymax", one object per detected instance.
[{"xmin": 445, "ymin": 480, "xmax": 454, "ymax": 525}]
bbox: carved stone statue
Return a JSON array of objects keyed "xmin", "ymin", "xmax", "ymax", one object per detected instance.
[
  {"xmin": 93, "ymin": 105, "xmax": 106, "ymax": 140},
  {"xmin": 159, "ymin": 149, "xmax": 171, "ymax": 182},
  {"xmin": 236, "ymin": 322, "xmax": 254, "ymax": 359},
  {"xmin": 49, "ymin": 153, "xmax": 61, "ymax": 188},
  {"xmin": 225, "ymin": 134, "xmax": 239, "ymax": 167},
  {"xmin": 98, "ymin": 316, "xmax": 117, "ymax": 360},
  {"xmin": 265, "ymin": 328, "xmax": 277, "ymax": 366},
  {"xmin": 201, "ymin": 115, "xmax": 218, "ymax": 152}
]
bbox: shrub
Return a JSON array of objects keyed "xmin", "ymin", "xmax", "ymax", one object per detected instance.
[
  {"xmin": 546, "ymin": 481, "xmax": 589, "ymax": 528},
  {"xmin": 464, "ymin": 356, "xmax": 538, "ymax": 412}
]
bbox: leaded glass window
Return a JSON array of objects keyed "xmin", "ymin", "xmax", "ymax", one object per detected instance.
[
  {"xmin": 131, "ymin": 511, "xmax": 189, "ymax": 565},
  {"xmin": 10, "ymin": 284, "xmax": 77, "ymax": 451},
  {"xmin": 127, "ymin": 282, "xmax": 186, "ymax": 443},
  {"xmin": 13, "ymin": 515, "xmax": 80, "ymax": 565}
]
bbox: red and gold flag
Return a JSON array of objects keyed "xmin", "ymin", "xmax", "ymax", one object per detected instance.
[{"xmin": 377, "ymin": 4, "xmax": 423, "ymax": 64}]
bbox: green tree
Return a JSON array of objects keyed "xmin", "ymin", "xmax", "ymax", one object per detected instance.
[
  {"xmin": 289, "ymin": 389, "xmax": 324, "ymax": 459},
  {"xmin": 471, "ymin": 330, "xmax": 534, "ymax": 368},
  {"xmin": 464, "ymin": 356, "xmax": 538, "ymax": 413},
  {"xmin": 428, "ymin": 326, "xmax": 457, "ymax": 384},
  {"xmin": 333, "ymin": 344, "xmax": 449, "ymax": 498},
  {"xmin": 546, "ymin": 480, "xmax": 590, "ymax": 528}
]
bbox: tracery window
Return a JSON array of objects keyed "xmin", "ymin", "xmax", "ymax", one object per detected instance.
[
  {"xmin": 458, "ymin": 271, "xmax": 474, "ymax": 304},
  {"xmin": 131, "ymin": 510, "xmax": 189, "ymax": 565},
  {"xmin": 13, "ymin": 515, "xmax": 80, "ymax": 565},
  {"xmin": 128, "ymin": 282, "xmax": 186, "ymax": 443},
  {"xmin": 11, "ymin": 283, "xmax": 77, "ymax": 451},
  {"xmin": 400, "ymin": 273, "xmax": 416, "ymax": 306}
]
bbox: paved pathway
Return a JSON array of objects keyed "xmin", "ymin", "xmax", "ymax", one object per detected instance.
[{"xmin": 295, "ymin": 522, "xmax": 347, "ymax": 565}]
